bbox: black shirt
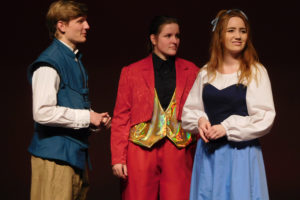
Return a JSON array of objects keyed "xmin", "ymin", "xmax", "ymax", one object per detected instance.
[{"xmin": 152, "ymin": 53, "xmax": 176, "ymax": 110}]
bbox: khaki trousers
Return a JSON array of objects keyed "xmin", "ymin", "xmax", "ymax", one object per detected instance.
[{"xmin": 30, "ymin": 156, "xmax": 89, "ymax": 200}]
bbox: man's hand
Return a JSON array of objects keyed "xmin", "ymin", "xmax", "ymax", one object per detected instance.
[
  {"xmin": 112, "ymin": 164, "xmax": 128, "ymax": 179},
  {"xmin": 101, "ymin": 115, "xmax": 111, "ymax": 129},
  {"xmin": 90, "ymin": 111, "xmax": 111, "ymax": 128}
]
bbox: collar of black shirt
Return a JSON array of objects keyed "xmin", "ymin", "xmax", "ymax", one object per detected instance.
[{"xmin": 152, "ymin": 53, "xmax": 175, "ymax": 71}]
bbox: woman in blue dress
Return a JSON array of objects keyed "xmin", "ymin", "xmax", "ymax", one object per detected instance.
[{"xmin": 182, "ymin": 9, "xmax": 276, "ymax": 200}]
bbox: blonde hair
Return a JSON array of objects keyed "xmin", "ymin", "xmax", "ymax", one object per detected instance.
[
  {"xmin": 46, "ymin": 0, "xmax": 88, "ymax": 39},
  {"xmin": 206, "ymin": 9, "xmax": 259, "ymax": 85}
]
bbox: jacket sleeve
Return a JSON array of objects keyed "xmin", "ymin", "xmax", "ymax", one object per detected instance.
[{"xmin": 111, "ymin": 66, "xmax": 132, "ymax": 165}]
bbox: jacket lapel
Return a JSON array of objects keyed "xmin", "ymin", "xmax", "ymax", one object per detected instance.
[
  {"xmin": 175, "ymin": 59, "xmax": 188, "ymax": 107},
  {"xmin": 141, "ymin": 56, "xmax": 188, "ymax": 115},
  {"xmin": 141, "ymin": 55, "xmax": 154, "ymax": 90}
]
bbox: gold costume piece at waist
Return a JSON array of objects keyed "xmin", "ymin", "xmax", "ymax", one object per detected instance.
[{"xmin": 129, "ymin": 89, "xmax": 195, "ymax": 148}]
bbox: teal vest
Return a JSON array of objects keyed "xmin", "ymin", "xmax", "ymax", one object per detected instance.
[{"xmin": 28, "ymin": 39, "xmax": 90, "ymax": 170}]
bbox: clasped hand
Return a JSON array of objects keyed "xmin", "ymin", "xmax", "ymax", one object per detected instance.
[
  {"xmin": 90, "ymin": 111, "xmax": 111, "ymax": 131},
  {"xmin": 198, "ymin": 117, "xmax": 226, "ymax": 143}
]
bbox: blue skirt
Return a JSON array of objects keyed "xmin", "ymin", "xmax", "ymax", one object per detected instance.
[{"xmin": 190, "ymin": 139, "xmax": 269, "ymax": 200}]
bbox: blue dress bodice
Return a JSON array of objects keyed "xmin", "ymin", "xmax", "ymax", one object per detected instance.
[{"xmin": 203, "ymin": 83, "xmax": 248, "ymax": 125}]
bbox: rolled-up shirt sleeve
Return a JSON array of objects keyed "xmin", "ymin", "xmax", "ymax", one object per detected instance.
[
  {"xmin": 221, "ymin": 65, "xmax": 276, "ymax": 141},
  {"xmin": 32, "ymin": 67, "xmax": 90, "ymax": 129}
]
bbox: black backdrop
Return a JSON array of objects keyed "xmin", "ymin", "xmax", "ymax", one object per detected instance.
[{"xmin": 2, "ymin": 0, "xmax": 300, "ymax": 199}]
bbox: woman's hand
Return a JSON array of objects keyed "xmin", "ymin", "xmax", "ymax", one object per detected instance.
[
  {"xmin": 198, "ymin": 117, "xmax": 211, "ymax": 143},
  {"xmin": 112, "ymin": 163, "xmax": 128, "ymax": 179},
  {"xmin": 205, "ymin": 124, "xmax": 226, "ymax": 140}
]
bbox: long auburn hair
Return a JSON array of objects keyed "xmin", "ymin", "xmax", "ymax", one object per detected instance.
[{"xmin": 207, "ymin": 9, "xmax": 259, "ymax": 85}]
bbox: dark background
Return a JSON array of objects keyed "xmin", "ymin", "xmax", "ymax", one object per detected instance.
[{"xmin": 3, "ymin": 0, "xmax": 299, "ymax": 199}]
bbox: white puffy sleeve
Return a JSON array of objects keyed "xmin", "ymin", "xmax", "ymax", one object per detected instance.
[
  {"xmin": 221, "ymin": 64, "xmax": 276, "ymax": 141},
  {"xmin": 182, "ymin": 69, "xmax": 209, "ymax": 134}
]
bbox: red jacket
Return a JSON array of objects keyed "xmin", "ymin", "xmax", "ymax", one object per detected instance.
[{"xmin": 111, "ymin": 55, "xmax": 199, "ymax": 165}]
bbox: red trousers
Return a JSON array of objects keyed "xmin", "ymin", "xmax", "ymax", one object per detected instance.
[{"xmin": 122, "ymin": 139, "xmax": 195, "ymax": 200}]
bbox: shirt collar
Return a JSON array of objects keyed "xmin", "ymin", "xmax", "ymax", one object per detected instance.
[
  {"xmin": 58, "ymin": 39, "xmax": 79, "ymax": 55},
  {"xmin": 152, "ymin": 53, "xmax": 175, "ymax": 70}
]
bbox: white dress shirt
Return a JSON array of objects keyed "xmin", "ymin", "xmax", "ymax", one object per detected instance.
[{"xmin": 182, "ymin": 64, "xmax": 276, "ymax": 142}]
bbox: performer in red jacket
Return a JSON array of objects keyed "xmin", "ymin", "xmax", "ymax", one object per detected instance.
[{"xmin": 111, "ymin": 16, "xmax": 199, "ymax": 200}]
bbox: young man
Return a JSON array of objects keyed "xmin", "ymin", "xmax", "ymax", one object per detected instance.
[{"xmin": 27, "ymin": 1, "xmax": 111, "ymax": 200}]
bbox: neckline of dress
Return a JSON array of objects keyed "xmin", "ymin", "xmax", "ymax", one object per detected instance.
[{"xmin": 216, "ymin": 70, "xmax": 238, "ymax": 76}]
